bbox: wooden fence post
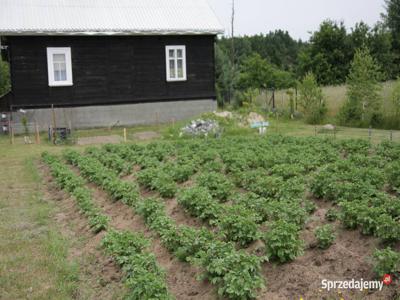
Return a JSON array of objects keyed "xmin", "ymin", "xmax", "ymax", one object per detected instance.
[{"xmin": 123, "ymin": 128, "xmax": 127, "ymax": 142}]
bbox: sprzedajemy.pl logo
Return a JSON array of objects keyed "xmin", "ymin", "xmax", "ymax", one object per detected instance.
[{"xmin": 321, "ymin": 275, "xmax": 393, "ymax": 292}]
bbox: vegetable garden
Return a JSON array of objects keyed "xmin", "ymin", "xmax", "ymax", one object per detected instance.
[{"xmin": 41, "ymin": 135, "xmax": 400, "ymax": 299}]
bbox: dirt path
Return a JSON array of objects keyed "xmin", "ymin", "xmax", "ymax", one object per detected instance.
[{"xmin": 39, "ymin": 163, "xmax": 127, "ymax": 300}]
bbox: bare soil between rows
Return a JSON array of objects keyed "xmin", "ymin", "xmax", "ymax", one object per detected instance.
[{"xmin": 42, "ymin": 162, "xmax": 400, "ymax": 300}]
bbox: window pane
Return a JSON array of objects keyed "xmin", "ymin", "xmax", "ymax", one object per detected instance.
[
  {"xmin": 169, "ymin": 59, "xmax": 176, "ymax": 78},
  {"xmin": 177, "ymin": 49, "xmax": 183, "ymax": 58},
  {"xmin": 60, "ymin": 69, "xmax": 67, "ymax": 81},
  {"xmin": 177, "ymin": 59, "xmax": 183, "ymax": 78},
  {"xmin": 54, "ymin": 70, "xmax": 61, "ymax": 81},
  {"xmin": 169, "ymin": 50, "xmax": 175, "ymax": 58},
  {"xmin": 53, "ymin": 53, "xmax": 66, "ymax": 63},
  {"xmin": 54, "ymin": 62, "xmax": 67, "ymax": 81}
]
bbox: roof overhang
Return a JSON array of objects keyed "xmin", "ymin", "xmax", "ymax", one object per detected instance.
[{"xmin": 0, "ymin": 30, "xmax": 224, "ymax": 36}]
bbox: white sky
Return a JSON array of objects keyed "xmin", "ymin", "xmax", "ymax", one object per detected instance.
[{"xmin": 207, "ymin": 0, "xmax": 386, "ymax": 41}]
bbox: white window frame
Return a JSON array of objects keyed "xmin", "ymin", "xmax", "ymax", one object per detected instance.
[
  {"xmin": 46, "ymin": 47, "xmax": 73, "ymax": 87},
  {"xmin": 165, "ymin": 45, "xmax": 187, "ymax": 82}
]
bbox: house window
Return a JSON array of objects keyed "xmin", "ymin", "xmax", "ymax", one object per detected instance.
[
  {"xmin": 165, "ymin": 45, "xmax": 186, "ymax": 81},
  {"xmin": 46, "ymin": 47, "xmax": 73, "ymax": 87}
]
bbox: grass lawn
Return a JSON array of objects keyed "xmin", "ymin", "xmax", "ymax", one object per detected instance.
[
  {"xmin": 0, "ymin": 116, "xmax": 399, "ymax": 299},
  {"xmin": 0, "ymin": 140, "xmax": 80, "ymax": 299}
]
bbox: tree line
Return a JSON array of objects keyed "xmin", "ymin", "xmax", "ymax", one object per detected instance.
[{"xmin": 216, "ymin": 0, "xmax": 400, "ymax": 106}]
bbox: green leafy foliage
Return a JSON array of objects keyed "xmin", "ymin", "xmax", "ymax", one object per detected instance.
[
  {"xmin": 196, "ymin": 171, "xmax": 234, "ymax": 202},
  {"xmin": 0, "ymin": 57, "xmax": 11, "ymax": 96},
  {"xmin": 325, "ymin": 208, "xmax": 339, "ymax": 222},
  {"xmin": 372, "ymin": 247, "xmax": 400, "ymax": 278},
  {"xmin": 192, "ymin": 241, "xmax": 265, "ymax": 300},
  {"xmin": 177, "ymin": 187, "xmax": 222, "ymax": 222},
  {"xmin": 375, "ymin": 214, "xmax": 400, "ymax": 243},
  {"xmin": 386, "ymin": 161, "xmax": 400, "ymax": 193},
  {"xmin": 216, "ymin": 205, "xmax": 261, "ymax": 246},
  {"xmin": 102, "ymin": 230, "xmax": 172, "ymax": 300},
  {"xmin": 297, "ymin": 72, "xmax": 327, "ymax": 124},
  {"xmin": 263, "ymin": 220, "xmax": 304, "ymax": 263},
  {"xmin": 314, "ymin": 225, "xmax": 336, "ymax": 249},
  {"xmin": 64, "ymin": 148, "xmax": 265, "ymax": 299},
  {"xmin": 338, "ymin": 47, "xmax": 383, "ymax": 127},
  {"xmin": 42, "ymin": 152, "xmax": 109, "ymax": 233}
]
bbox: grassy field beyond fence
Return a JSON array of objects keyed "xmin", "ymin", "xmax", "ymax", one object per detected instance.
[{"xmin": 256, "ymin": 81, "xmax": 395, "ymax": 118}]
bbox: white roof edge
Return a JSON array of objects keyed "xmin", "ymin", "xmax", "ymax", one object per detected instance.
[
  {"xmin": 0, "ymin": 0, "xmax": 225, "ymax": 37},
  {"xmin": 0, "ymin": 30, "xmax": 224, "ymax": 36}
]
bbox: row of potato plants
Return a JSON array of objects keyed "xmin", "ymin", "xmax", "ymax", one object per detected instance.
[
  {"xmin": 311, "ymin": 156, "xmax": 400, "ymax": 243},
  {"xmin": 42, "ymin": 152, "xmax": 109, "ymax": 233},
  {"xmin": 43, "ymin": 152, "xmax": 172, "ymax": 299},
  {"xmin": 85, "ymin": 146, "xmax": 132, "ymax": 175},
  {"xmin": 63, "ymin": 149, "xmax": 265, "ymax": 300},
  {"xmin": 96, "ymin": 144, "xmax": 309, "ymax": 261},
  {"xmin": 102, "ymin": 230, "xmax": 173, "ymax": 299}
]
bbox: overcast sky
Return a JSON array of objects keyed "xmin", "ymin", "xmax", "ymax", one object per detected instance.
[{"xmin": 207, "ymin": 0, "xmax": 386, "ymax": 41}]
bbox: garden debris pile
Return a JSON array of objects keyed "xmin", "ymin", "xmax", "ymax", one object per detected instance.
[{"xmin": 180, "ymin": 119, "xmax": 220, "ymax": 136}]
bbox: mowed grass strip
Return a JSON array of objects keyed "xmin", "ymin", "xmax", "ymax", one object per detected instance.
[{"xmin": 0, "ymin": 140, "xmax": 79, "ymax": 300}]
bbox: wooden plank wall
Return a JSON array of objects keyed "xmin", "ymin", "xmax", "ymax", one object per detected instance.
[{"xmin": 7, "ymin": 35, "xmax": 216, "ymax": 108}]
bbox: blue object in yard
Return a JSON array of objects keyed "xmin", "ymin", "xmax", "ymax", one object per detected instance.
[{"xmin": 250, "ymin": 121, "xmax": 270, "ymax": 129}]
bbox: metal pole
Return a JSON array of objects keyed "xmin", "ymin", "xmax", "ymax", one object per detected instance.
[
  {"xmin": 51, "ymin": 104, "xmax": 57, "ymax": 144},
  {"xmin": 8, "ymin": 108, "xmax": 12, "ymax": 144},
  {"xmin": 390, "ymin": 130, "xmax": 393, "ymax": 142}
]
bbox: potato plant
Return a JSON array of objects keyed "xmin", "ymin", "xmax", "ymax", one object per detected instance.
[
  {"xmin": 314, "ymin": 225, "xmax": 335, "ymax": 249},
  {"xmin": 65, "ymin": 150, "xmax": 265, "ymax": 299},
  {"xmin": 102, "ymin": 230, "xmax": 173, "ymax": 300},
  {"xmin": 372, "ymin": 247, "xmax": 400, "ymax": 278},
  {"xmin": 263, "ymin": 220, "xmax": 304, "ymax": 263},
  {"xmin": 42, "ymin": 152, "xmax": 109, "ymax": 233},
  {"xmin": 196, "ymin": 171, "xmax": 234, "ymax": 202},
  {"xmin": 386, "ymin": 161, "xmax": 400, "ymax": 193}
]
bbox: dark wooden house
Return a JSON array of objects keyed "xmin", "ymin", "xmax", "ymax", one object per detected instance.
[{"xmin": 0, "ymin": 0, "xmax": 223, "ymax": 129}]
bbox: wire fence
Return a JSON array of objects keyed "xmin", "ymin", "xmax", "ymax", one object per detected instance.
[
  {"xmin": 266, "ymin": 121, "xmax": 400, "ymax": 144},
  {"xmin": 3, "ymin": 118, "xmax": 400, "ymax": 146}
]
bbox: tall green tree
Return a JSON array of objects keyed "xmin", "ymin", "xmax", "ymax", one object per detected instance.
[
  {"xmin": 297, "ymin": 72, "xmax": 327, "ymax": 124},
  {"xmin": 382, "ymin": 0, "xmax": 400, "ymax": 76},
  {"xmin": 297, "ymin": 20, "xmax": 352, "ymax": 85},
  {"xmin": 338, "ymin": 47, "xmax": 383, "ymax": 127},
  {"xmin": 349, "ymin": 22, "xmax": 395, "ymax": 80},
  {"xmin": 0, "ymin": 57, "xmax": 10, "ymax": 96},
  {"xmin": 215, "ymin": 44, "xmax": 238, "ymax": 107},
  {"xmin": 238, "ymin": 53, "xmax": 294, "ymax": 91}
]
